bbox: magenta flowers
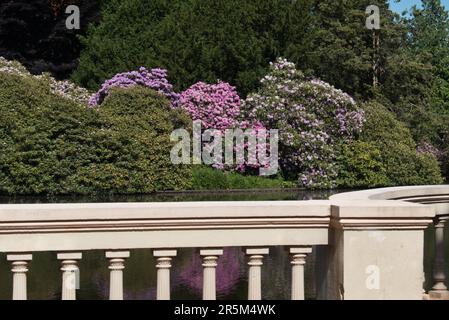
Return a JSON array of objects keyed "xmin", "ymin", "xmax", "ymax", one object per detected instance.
[
  {"xmin": 89, "ymin": 67, "xmax": 180, "ymax": 106},
  {"xmin": 178, "ymin": 81, "xmax": 271, "ymax": 173}
]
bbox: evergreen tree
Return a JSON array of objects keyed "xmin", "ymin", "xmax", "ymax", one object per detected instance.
[
  {"xmin": 400, "ymin": 0, "xmax": 449, "ymax": 149},
  {"xmin": 72, "ymin": 0, "xmax": 315, "ymax": 95}
]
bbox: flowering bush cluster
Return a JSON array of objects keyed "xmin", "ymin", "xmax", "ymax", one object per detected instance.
[
  {"xmin": 179, "ymin": 81, "xmax": 241, "ymax": 130},
  {"xmin": 417, "ymin": 140, "xmax": 447, "ymax": 161},
  {"xmin": 2, "ymin": 56, "xmax": 443, "ymax": 190},
  {"xmin": 179, "ymin": 81, "xmax": 271, "ymax": 173},
  {"xmin": 89, "ymin": 67, "xmax": 180, "ymax": 107},
  {"xmin": 0, "ymin": 57, "xmax": 90, "ymax": 104},
  {"xmin": 242, "ymin": 58, "xmax": 365, "ymax": 188}
]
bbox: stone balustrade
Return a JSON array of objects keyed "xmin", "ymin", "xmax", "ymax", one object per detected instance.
[
  {"xmin": 330, "ymin": 185, "xmax": 449, "ymax": 300},
  {"xmin": 0, "ymin": 186, "xmax": 448, "ymax": 300}
]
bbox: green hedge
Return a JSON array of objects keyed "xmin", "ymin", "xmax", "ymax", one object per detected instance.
[
  {"xmin": 191, "ymin": 166, "xmax": 295, "ymax": 190},
  {"xmin": 359, "ymin": 102, "xmax": 443, "ymax": 186},
  {"xmin": 0, "ymin": 73, "xmax": 192, "ymax": 194}
]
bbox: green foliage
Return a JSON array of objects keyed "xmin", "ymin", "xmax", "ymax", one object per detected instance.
[
  {"xmin": 399, "ymin": 0, "xmax": 449, "ymax": 152},
  {"xmin": 293, "ymin": 0, "xmax": 379, "ymax": 97},
  {"xmin": 360, "ymin": 102, "xmax": 443, "ymax": 186},
  {"xmin": 191, "ymin": 166, "xmax": 295, "ymax": 191},
  {"xmin": 336, "ymin": 141, "xmax": 389, "ymax": 188},
  {"xmin": 70, "ymin": 86, "xmax": 193, "ymax": 193},
  {"xmin": 4, "ymin": 0, "xmax": 449, "ymax": 192},
  {"xmin": 0, "ymin": 73, "xmax": 192, "ymax": 194},
  {"xmin": 0, "ymin": 72, "xmax": 93, "ymax": 194},
  {"xmin": 72, "ymin": 0, "xmax": 316, "ymax": 96}
]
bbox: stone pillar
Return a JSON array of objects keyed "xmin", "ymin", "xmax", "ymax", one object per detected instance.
[
  {"xmin": 200, "ymin": 249, "xmax": 223, "ymax": 300},
  {"xmin": 106, "ymin": 251, "xmax": 130, "ymax": 300},
  {"xmin": 154, "ymin": 250, "xmax": 177, "ymax": 300},
  {"xmin": 246, "ymin": 248, "xmax": 269, "ymax": 300},
  {"xmin": 429, "ymin": 215, "xmax": 449, "ymax": 299},
  {"xmin": 319, "ymin": 202, "xmax": 434, "ymax": 300},
  {"xmin": 7, "ymin": 254, "xmax": 32, "ymax": 300},
  {"xmin": 290, "ymin": 247, "xmax": 312, "ymax": 300},
  {"xmin": 57, "ymin": 252, "xmax": 82, "ymax": 300}
]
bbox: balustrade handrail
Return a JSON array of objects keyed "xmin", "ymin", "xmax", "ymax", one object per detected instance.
[
  {"xmin": 0, "ymin": 201, "xmax": 331, "ymax": 253},
  {"xmin": 330, "ymin": 185, "xmax": 449, "ymax": 202},
  {"xmin": 330, "ymin": 185, "xmax": 449, "ymax": 217}
]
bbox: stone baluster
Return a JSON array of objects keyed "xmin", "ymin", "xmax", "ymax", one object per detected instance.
[
  {"xmin": 430, "ymin": 215, "xmax": 449, "ymax": 299},
  {"xmin": 200, "ymin": 249, "xmax": 223, "ymax": 300},
  {"xmin": 57, "ymin": 252, "xmax": 82, "ymax": 300},
  {"xmin": 246, "ymin": 248, "xmax": 269, "ymax": 300},
  {"xmin": 290, "ymin": 247, "xmax": 312, "ymax": 300},
  {"xmin": 7, "ymin": 254, "xmax": 32, "ymax": 300},
  {"xmin": 106, "ymin": 251, "xmax": 130, "ymax": 300},
  {"xmin": 154, "ymin": 250, "xmax": 177, "ymax": 300}
]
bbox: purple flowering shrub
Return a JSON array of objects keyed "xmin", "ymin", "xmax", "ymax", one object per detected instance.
[
  {"xmin": 179, "ymin": 81, "xmax": 269, "ymax": 173},
  {"xmin": 89, "ymin": 67, "xmax": 180, "ymax": 107},
  {"xmin": 417, "ymin": 140, "xmax": 446, "ymax": 161},
  {"xmin": 242, "ymin": 58, "xmax": 365, "ymax": 188},
  {"xmin": 179, "ymin": 81, "xmax": 241, "ymax": 130}
]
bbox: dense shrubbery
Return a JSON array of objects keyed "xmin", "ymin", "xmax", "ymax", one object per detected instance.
[
  {"xmin": 178, "ymin": 80, "xmax": 268, "ymax": 173},
  {"xmin": 3, "ymin": 0, "xmax": 448, "ymax": 187},
  {"xmin": 335, "ymin": 141, "xmax": 389, "ymax": 188},
  {"xmin": 0, "ymin": 72, "xmax": 192, "ymax": 194},
  {"xmin": 0, "ymin": 57, "xmax": 91, "ymax": 104},
  {"xmin": 191, "ymin": 166, "xmax": 295, "ymax": 190},
  {"xmin": 0, "ymin": 72, "xmax": 95, "ymax": 194},
  {"xmin": 1, "ymin": 55, "xmax": 444, "ymax": 194},
  {"xmin": 74, "ymin": 86, "xmax": 192, "ymax": 193},
  {"xmin": 360, "ymin": 102, "xmax": 443, "ymax": 186}
]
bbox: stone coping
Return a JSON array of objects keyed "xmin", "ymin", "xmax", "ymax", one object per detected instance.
[{"xmin": 330, "ymin": 185, "xmax": 449, "ymax": 201}]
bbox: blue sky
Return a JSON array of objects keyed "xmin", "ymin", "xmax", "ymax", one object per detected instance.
[{"xmin": 389, "ymin": 0, "xmax": 449, "ymax": 14}]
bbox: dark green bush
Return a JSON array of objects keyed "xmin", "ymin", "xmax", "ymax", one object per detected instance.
[
  {"xmin": 74, "ymin": 86, "xmax": 193, "ymax": 193},
  {"xmin": 0, "ymin": 73, "xmax": 93, "ymax": 194},
  {"xmin": 0, "ymin": 73, "xmax": 192, "ymax": 194},
  {"xmin": 360, "ymin": 102, "xmax": 443, "ymax": 186},
  {"xmin": 336, "ymin": 141, "xmax": 389, "ymax": 188}
]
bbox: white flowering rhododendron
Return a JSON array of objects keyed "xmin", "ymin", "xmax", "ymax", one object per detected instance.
[
  {"xmin": 0, "ymin": 57, "xmax": 90, "ymax": 104},
  {"xmin": 242, "ymin": 58, "xmax": 365, "ymax": 188}
]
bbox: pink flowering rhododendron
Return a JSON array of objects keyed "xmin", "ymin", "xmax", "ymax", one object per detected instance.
[
  {"xmin": 242, "ymin": 58, "xmax": 365, "ymax": 188},
  {"xmin": 179, "ymin": 81, "xmax": 269, "ymax": 172},
  {"xmin": 179, "ymin": 81, "xmax": 241, "ymax": 130},
  {"xmin": 89, "ymin": 67, "xmax": 180, "ymax": 106}
]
